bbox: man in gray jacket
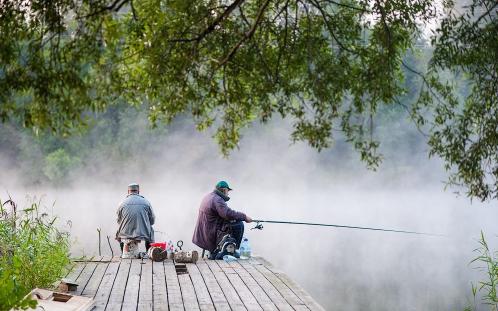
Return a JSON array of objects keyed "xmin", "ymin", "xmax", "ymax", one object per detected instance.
[
  {"xmin": 116, "ymin": 183, "xmax": 155, "ymax": 256},
  {"xmin": 192, "ymin": 181, "xmax": 252, "ymax": 257}
]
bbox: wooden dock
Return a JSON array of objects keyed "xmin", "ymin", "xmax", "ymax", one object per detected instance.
[{"xmin": 65, "ymin": 256, "xmax": 324, "ymax": 311}]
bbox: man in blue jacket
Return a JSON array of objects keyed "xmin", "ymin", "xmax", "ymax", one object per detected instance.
[
  {"xmin": 116, "ymin": 183, "xmax": 155, "ymax": 257},
  {"xmin": 192, "ymin": 181, "xmax": 252, "ymax": 256}
]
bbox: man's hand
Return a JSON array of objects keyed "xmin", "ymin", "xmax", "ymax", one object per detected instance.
[{"xmin": 245, "ymin": 216, "xmax": 253, "ymax": 223}]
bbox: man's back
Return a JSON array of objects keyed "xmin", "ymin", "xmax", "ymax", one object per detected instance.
[{"xmin": 116, "ymin": 194, "xmax": 155, "ymax": 242}]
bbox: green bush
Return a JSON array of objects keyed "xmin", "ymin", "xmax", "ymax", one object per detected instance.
[
  {"xmin": 43, "ymin": 149, "xmax": 82, "ymax": 183},
  {"xmin": 0, "ymin": 199, "xmax": 71, "ymax": 311}
]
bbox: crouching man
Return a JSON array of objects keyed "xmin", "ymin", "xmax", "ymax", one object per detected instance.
[
  {"xmin": 116, "ymin": 183, "xmax": 155, "ymax": 258},
  {"xmin": 192, "ymin": 181, "xmax": 252, "ymax": 259}
]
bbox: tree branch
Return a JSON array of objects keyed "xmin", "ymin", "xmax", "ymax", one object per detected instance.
[
  {"xmin": 375, "ymin": 0, "xmax": 394, "ymax": 58},
  {"xmin": 169, "ymin": 0, "xmax": 246, "ymax": 43},
  {"xmin": 394, "ymin": 97, "xmax": 429, "ymax": 138},
  {"xmin": 275, "ymin": 0, "xmax": 291, "ymax": 81},
  {"xmin": 130, "ymin": 0, "xmax": 138, "ymax": 21},
  {"xmin": 474, "ymin": 1, "xmax": 498, "ymax": 26},
  {"xmin": 216, "ymin": 0, "xmax": 272, "ymax": 67},
  {"xmin": 239, "ymin": 6, "xmax": 275, "ymax": 83},
  {"xmin": 401, "ymin": 60, "xmax": 449, "ymax": 111},
  {"xmin": 270, "ymin": 0, "xmax": 291, "ymax": 24},
  {"xmin": 319, "ymin": 0, "xmax": 371, "ymax": 13},
  {"xmin": 85, "ymin": 0, "xmax": 130, "ymax": 18},
  {"xmin": 301, "ymin": 0, "xmax": 314, "ymax": 77},
  {"xmin": 308, "ymin": 0, "xmax": 356, "ymax": 54}
]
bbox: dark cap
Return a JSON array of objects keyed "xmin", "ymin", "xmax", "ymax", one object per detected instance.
[
  {"xmin": 128, "ymin": 183, "xmax": 139, "ymax": 191},
  {"xmin": 216, "ymin": 181, "xmax": 232, "ymax": 190}
]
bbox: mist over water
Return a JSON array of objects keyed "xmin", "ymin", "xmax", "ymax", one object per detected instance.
[{"xmin": 2, "ymin": 119, "xmax": 497, "ymax": 310}]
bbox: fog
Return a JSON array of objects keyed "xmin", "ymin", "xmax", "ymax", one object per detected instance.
[{"xmin": 1, "ymin": 119, "xmax": 497, "ymax": 310}]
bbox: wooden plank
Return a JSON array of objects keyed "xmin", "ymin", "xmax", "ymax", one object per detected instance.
[
  {"xmin": 293, "ymin": 306, "xmax": 311, "ymax": 311},
  {"xmin": 178, "ymin": 273, "xmax": 200, "ymax": 310},
  {"xmin": 65, "ymin": 261, "xmax": 87, "ymax": 282},
  {"xmin": 216, "ymin": 260, "xmax": 262, "ymax": 311},
  {"xmin": 101, "ymin": 255, "xmax": 113, "ymax": 262},
  {"xmin": 94, "ymin": 260, "xmax": 121, "ymax": 310},
  {"xmin": 82, "ymin": 261, "xmax": 110, "ymax": 298},
  {"xmin": 249, "ymin": 257, "xmax": 272, "ymax": 267},
  {"xmin": 164, "ymin": 260, "xmax": 184, "ymax": 311},
  {"xmin": 30, "ymin": 288, "xmax": 94, "ymax": 311},
  {"xmin": 249, "ymin": 257, "xmax": 313, "ymax": 309},
  {"xmin": 186, "ymin": 263, "xmax": 216, "ymax": 311},
  {"xmin": 74, "ymin": 261, "xmax": 98, "ymax": 296},
  {"xmin": 248, "ymin": 259, "xmax": 308, "ymax": 310},
  {"xmin": 138, "ymin": 259, "xmax": 153, "ymax": 311},
  {"xmin": 121, "ymin": 259, "xmax": 142, "ymax": 311},
  {"xmin": 105, "ymin": 259, "xmax": 132, "ymax": 311},
  {"xmin": 261, "ymin": 265, "xmax": 325, "ymax": 311},
  {"xmin": 153, "ymin": 261, "xmax": 169, "ymax": 311},
  {"xmin": 228, "ymin": 261, "xmax": 278, "ymax": 311},
  {"xmin": 195, "ymin": 260, "xmax": 231, "ymax": 311},
  {"xmin": 205, "ymin": 259, "xmax": 246, "ymax": 311},
  {"xmin": 238, "ymin": 260, "xmax": 294, "ymax": 311}
]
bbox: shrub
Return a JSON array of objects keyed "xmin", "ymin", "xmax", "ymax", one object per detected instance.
[
  {"xmin": 0, "ymin": 198, "xmax": 71, "ymax": 311},
  {"xmin": 43, "ymin": 149, "xmax": 82, "ymax": 183}
]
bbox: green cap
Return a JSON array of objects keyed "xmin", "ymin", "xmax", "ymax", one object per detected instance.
[{"xmin": 216, "ymin": 181, "xmax": 232, "ymax": 190}]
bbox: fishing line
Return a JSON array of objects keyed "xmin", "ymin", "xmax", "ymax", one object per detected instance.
[{"xmin": 251, "ymin": 219, "xmax": 445, "ymax": 237}]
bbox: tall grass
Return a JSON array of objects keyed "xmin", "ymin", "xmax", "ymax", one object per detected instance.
[
  {"xmin": 0, "ymin": 197, "xmax": 71, "ymax": 311},
  {"xmin": 465, "ymin": 231, "xmax": 498, "ymax": 311}
]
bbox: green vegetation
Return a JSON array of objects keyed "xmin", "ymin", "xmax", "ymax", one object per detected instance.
[
  {"xmin": 0, "ymin": 104, "xmax": 169, "ymax": 185},
  {"xmin": 0, "ymin": 199, "xmax": 71, "ymax": 311},
  {"xmin": 43, "ymin": 149, "xmax": 82, "ymax": 184},
  {"xmin": 465, "ymin": 232, "xmax": 498, "ymax": 311},
  {"xmin": 0, "ymin": 0, "xmax": 496, "ymax": 200}
]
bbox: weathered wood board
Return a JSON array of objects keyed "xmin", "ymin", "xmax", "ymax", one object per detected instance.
[{"xmin": 65, "ymin": 256, "xmax": 324, "ymax": 311}]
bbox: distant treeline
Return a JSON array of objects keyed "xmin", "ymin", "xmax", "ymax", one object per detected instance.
[{"xmin": 0, "ymin": 104, "xmax": 169, "ymax": 185}]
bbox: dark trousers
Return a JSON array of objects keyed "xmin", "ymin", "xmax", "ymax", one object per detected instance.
[
  {"xmin": 230, "ymin": 221, "xmax": 244, "ymax": 248},
  {"xmin": 120, "ymin": 241, "xmax": 151, "ymax": 252}
]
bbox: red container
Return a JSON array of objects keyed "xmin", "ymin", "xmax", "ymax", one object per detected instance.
[{"xmin": 150, "ymin": 242, "xmax": 167, "ymax": 250}]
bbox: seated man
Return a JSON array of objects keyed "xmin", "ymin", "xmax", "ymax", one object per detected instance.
[
  {"xmin": 192, "ymin": 181, "xmax": 252, "ymax": 258},
  {"xmin": 116, "ymin": 183, "xmax": 155, "ymax": 258}
]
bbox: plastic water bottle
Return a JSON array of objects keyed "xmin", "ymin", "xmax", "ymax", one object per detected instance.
[
  {"xmin": 223, "ymin": 255, "xmax": 238, "ymax": 262},
  {"xmin": 167, "ymin": 240, "xmax": 174, "ymax": 254},
  {"xmin": 239, "ymin": 237, "xmax": 251, "ymax": 259}
]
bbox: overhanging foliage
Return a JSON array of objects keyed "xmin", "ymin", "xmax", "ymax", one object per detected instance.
[{"xmin": 0, "ymin": 0, "xmax": 497, "ymax": 200}]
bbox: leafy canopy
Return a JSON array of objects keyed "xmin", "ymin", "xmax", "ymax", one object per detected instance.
[{"xmin": 0, "ymin": 0, "xmax": 497, "ymax": 200}]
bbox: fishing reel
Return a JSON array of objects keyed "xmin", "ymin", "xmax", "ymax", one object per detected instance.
[{"xmin": 251, "ymin": 221, "xmax": 264, "ymax": 230}]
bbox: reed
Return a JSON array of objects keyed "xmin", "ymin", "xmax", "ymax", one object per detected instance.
[
  {"xmin": 0, "ymin": 197, "xmax": 71, "ymax": 311},
  {"xmin": 465, "ymin": 231, "xmax": 498, "ymax": 311}
]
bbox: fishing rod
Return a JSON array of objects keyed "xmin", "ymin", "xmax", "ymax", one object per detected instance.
[{"xmin": 251, "ymin": 219, "xmax": 445, "ymax": 237}]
